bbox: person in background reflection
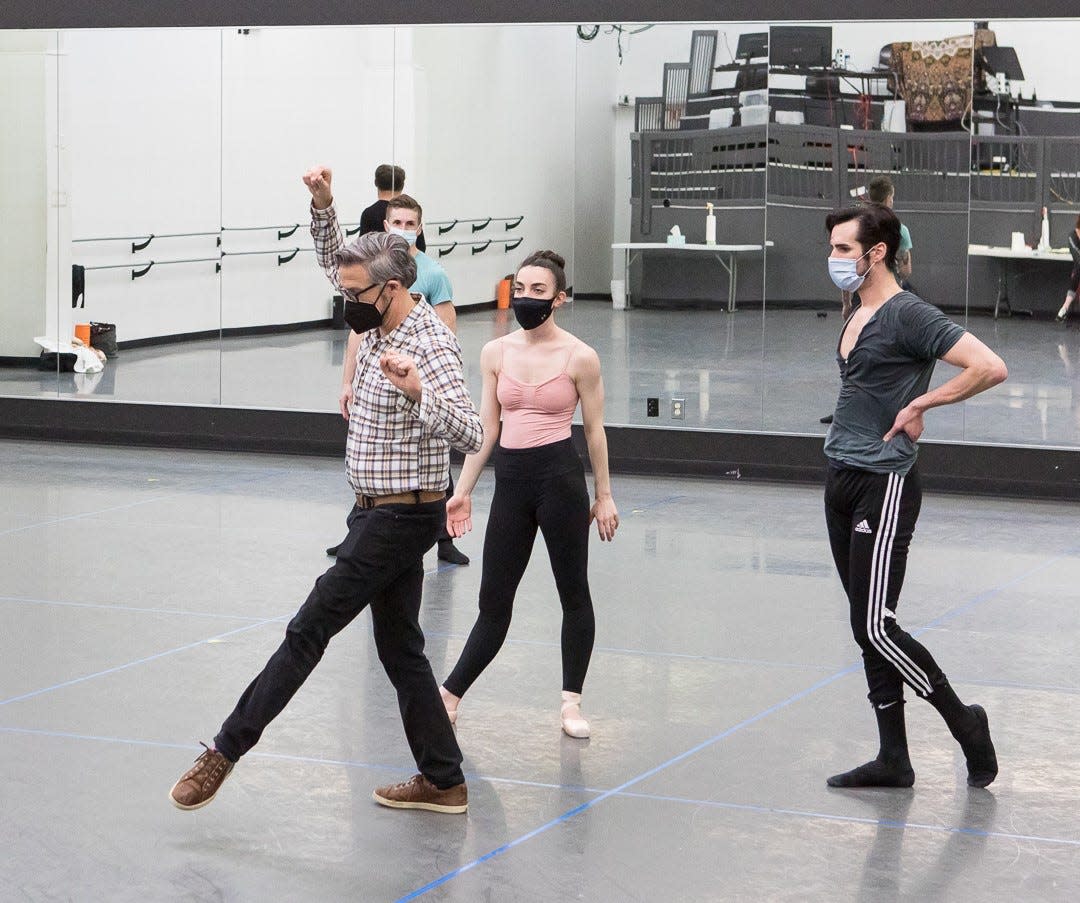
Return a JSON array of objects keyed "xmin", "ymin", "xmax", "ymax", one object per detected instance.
[
  {"xmin": 1055, "ymin": 214, "xmax": 1080, "ymax": 322},
  {"xmin": 358, "ymin": 163, "xmax": 427, "ymax": 253}
]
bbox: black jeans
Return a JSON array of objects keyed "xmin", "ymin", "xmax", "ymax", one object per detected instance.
[
  {"xmin": 824, "ymin": 463, "xmax": 950, "ymax": 706},
  {"xmin": 444, "ymin": 439, "xmax": 595, "ymax": 697},
  {"xmin": 215, "ymin": 499, "xmax": 464, "ymax": 789}
]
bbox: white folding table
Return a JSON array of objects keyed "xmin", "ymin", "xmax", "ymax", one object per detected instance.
[
  {"xmin": 612, "ymin": 242, "xmax": 771, "ymax": 312},
  {"xmin": 967, "ymin": 244, "xmax": 1072, "ymax": 318}
]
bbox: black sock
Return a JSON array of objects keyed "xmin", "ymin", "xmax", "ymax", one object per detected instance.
[
  {"xmin": 438, "ymin": 540, "xmax": 469, "ymax": 566},
  {"xmin": 827, "ymin": 759, "xmax": 915, "ymax": 788},
  {"xmin": 925, "ymin": 681, "xmax": 997, "ymax": 787},
  {"xmin": 827, "ymin": 700, "xmax": 914, "ymax": 788},
  {"xmin": 925, "ymin": 680, "xmax": 979, "ymax": 741},
  {"xmin": 960, "ymin": 705, "xmax": 998, "ymax": 788}
]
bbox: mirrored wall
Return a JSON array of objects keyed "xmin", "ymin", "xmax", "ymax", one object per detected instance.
[
  {"xmin": 573, "ymin": 21, "xmax": 768, "ymax": 431},
  {"xmin": 2, "ymin": 18, "xmax": 1079, "ymax": 448},
  {"xmin": 764, "ymin": 19, "xmax": 973, "ymax": 439}
]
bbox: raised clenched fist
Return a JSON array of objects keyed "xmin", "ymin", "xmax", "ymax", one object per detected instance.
[{"xmin": 302, "ymin": 166, "xmax": 334, "ymax": 210}]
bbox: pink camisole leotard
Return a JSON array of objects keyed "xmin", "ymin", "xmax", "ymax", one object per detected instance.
[{"xmin": 496, "ymin": 347, "xmax": 579, "ymax": 449}]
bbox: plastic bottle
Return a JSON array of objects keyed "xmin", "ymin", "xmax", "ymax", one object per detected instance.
[
  {"xmin": 1039, "ymin": 206, "xmax": 1050, "ymax": 252},
  {"xmin": 705, "ymin": 202, "xmax": 716, "ymax": 246}
]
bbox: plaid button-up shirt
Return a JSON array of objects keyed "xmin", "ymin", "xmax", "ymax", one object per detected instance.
[{"xmin": 312, "ymin": 203, "xmax": 482, "ymax": 496}]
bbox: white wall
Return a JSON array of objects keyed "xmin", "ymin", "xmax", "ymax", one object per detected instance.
[
  {"xmin": 62, "ymin": 24, "xmax": 576, "ymax": 341},
  {"xmin": 218, "ymin": 26, "xmax": 397, "ymax": 331},
  {"xmin": 988, "ymin": 19, "xmax": 1080, "ymax": 103},
  {"xmin": 401, "ymin": 25, "xmax": 576, "ymax": 303},
  {"xmin": 65, "ymin": 28, "xmax": 222, "ymax": 343},
  {"xmin": 0, "ymin": 32, "xmax": 53, "ymax": 358},
  {"xmin": 573, "ymin": 28, "xmax": 620, "ymax": 295}
]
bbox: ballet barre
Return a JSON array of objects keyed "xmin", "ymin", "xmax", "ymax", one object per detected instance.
[
  {"xmin": 427, "ymin": 216, "xmax": 524, "ymax": 236},
  {"xmin": 79, "ymin": 247, "xmax": 316, "ymax": 280},
  {"xmin": 429, "ymin": 237, "xmax": 525, "ymax": 258}
]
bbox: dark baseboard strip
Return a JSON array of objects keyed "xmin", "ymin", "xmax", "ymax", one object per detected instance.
[
  {"xmin": 0, "ymin": 357, "xmax": 39, "ymax": 368},
  {"xmin": 0, "ymin": 397, "xmax": 1077, "ymax": 500},
  {"xmin": 117, "ymin": 319, "xmax": 335, "ymax": 350}
]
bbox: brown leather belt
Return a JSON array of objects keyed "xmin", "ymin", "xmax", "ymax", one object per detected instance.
[{"xmin": 355, "ymin": 490, "xmax": 445, "ymax": 509}]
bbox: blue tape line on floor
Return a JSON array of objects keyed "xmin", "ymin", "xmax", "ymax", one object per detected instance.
[{"xmin": 398, "ymin": 548, "xmax": 1072, "ymax": 900}]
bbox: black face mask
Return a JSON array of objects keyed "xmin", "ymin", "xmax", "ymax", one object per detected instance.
[
  {"xmin": 511, "ymin": 296, "xmax": 555, "ymax": 330},
  {"xmin": 343, "ymin": 284, "xmax": 388, "ymax": 334}
]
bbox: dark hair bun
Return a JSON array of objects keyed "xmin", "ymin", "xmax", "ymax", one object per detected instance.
[
  {"xmin": 522, "ymin": 249, "xmax": 565, "ymax": 271},
  {"xmin": 517, "ymin": 250, "xmax": 567, "ymax": 294}
]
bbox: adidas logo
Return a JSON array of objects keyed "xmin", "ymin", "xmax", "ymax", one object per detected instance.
[{"xmin": 854, "ymin": 519, "xmax": 873, "ymax": 534}]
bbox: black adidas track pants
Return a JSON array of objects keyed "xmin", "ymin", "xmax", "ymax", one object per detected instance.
[{"xmin": 824, "ymin": 463, "xmax": 951, "ymax": 706}]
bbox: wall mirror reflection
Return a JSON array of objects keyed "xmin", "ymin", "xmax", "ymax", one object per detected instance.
[
  {"xmin": 59, "ymin": 27, "xmax": 224, "ymax": 405},
  {"xmin": 575, "ymin": 21, "xmax": 770, "ymax": 430},
  {"xmin": 3, "ymin": 17, "xmax": 1080, "ymax": 452},
  {"xmin": 383, "ymin": 24, "xmax": 578, "ymax": 419},
  {"xmin": 26, "ymin": 24, "xmax": 572, "ymax": 412},
  {"xmin": 763, "ymin": 19, "xmax": 975, "ymax": 439},
  {"xmin": 0, "ymin": 30, "xmax": 62, "ymax": 400},
  {"xmin": 215, "ymin": 24, "xmax": 577, "ymax": 411},
  {"xmin": 965, "ymin": 19, "xmax": 1080, "ymax": 445}
]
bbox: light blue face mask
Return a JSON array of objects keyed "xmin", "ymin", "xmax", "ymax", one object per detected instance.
[
  {"xmin": 827, "ymin": 247, "xmax": 877, "ymax": 292},
  {"xmin": 389, "ymin": 227, "xmax": 418, "ymax": 246}
]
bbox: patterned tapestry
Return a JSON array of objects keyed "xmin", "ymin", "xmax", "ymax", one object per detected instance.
[{"xmin": 891, "ymin": 35, "xmax": 974, "ymax": 125}]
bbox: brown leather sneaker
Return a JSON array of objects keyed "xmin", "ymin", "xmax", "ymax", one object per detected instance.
[
  {"xmin": 170, "ymin": 743, "xmax": 235, "ymax": 810},
  {"xmin": 372, "ymin": 774, "xmax": 467, "ymax": 813}
]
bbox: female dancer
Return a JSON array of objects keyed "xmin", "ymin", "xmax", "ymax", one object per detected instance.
[
  {"xmin": 439, "ymin": 250, "xmax": 618, "ymax": 738},
  {"xmin": 1055, "ymin": 214, "xmax": 1080, "ymax": 322}
]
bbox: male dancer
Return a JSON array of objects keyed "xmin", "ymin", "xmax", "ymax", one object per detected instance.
[{"xmin": 822, "ymin": 204, "xmax": 1006, "ymax": 788}]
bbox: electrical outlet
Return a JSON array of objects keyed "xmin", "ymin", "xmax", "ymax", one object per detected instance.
[
  {"xmin": 646, "ymin": 397, "xmax": 659, "ymax": 417},
  {"xmin": 671, "ymin": 398, "xmax": 685, "ymax": 420}
]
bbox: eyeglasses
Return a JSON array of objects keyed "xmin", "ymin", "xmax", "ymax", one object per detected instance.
[{"xmin": 346, "ymin": 282, "xmax": 384, "ymax": 302}]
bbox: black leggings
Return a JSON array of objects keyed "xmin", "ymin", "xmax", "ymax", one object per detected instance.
[
  {"xmin": 1069, "ymin": 264, "xmax": 1080, "ymax": 294},
  {"xmin": 444, "ymin": 438, "xmax": 595, "ymax": 697},
  {"xmin": 824, "ymin": 463, "xmax": 952, "ymax": 706}
]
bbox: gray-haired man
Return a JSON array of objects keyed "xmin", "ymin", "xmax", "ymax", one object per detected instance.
[{"xmin": 170, "ymin": 225, "xmax": 483, "ymax": 815}]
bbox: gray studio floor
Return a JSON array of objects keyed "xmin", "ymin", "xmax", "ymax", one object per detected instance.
[
  {"xmin": 2, "ymin": 439, "xmax": 1079, "ymax": 901},
  {"xmin": 5, "ymin": 302, "xmax": 1080, "ymax": 448}
]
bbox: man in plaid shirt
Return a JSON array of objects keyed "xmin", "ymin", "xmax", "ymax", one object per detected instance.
[{"xmin": 169, "ymin": 166, "xmax": 482, "ymax": 816}]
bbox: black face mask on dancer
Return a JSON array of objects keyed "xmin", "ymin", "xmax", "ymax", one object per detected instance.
[
  {"xmin": 343, "ymin": 284, "xmax": 389, "ymax": 334},
  {"xmin": 511, "ymin": 296, "xmax": 555, "ymax": 330}
]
